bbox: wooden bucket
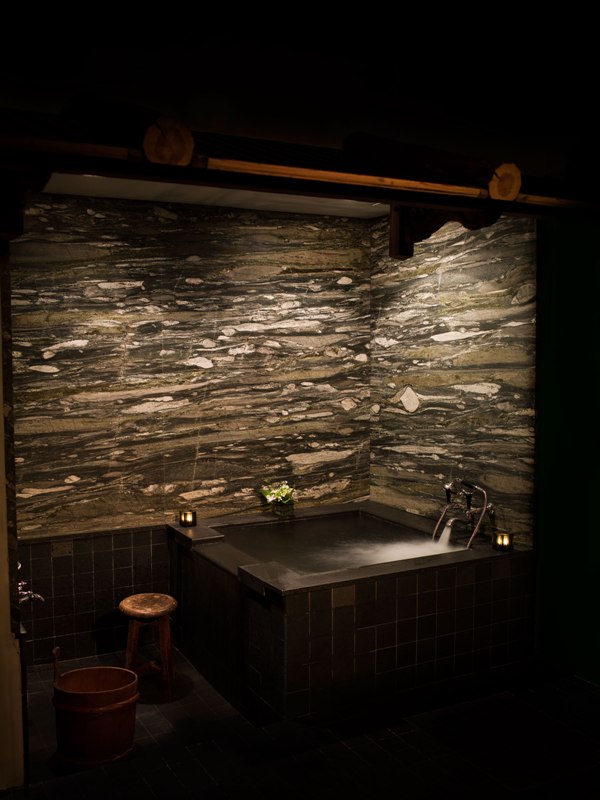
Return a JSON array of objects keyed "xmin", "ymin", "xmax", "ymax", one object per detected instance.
[{"xmin": 53, "ymin": 654, "xmax": 139, "ymax": 767}]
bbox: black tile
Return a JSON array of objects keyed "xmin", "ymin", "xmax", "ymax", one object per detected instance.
[
  {"xmin": 51, "ymin": 554, "xmax": 73, "ymax": 577},
  {"xmin": 376, "ymin": 622, "xmax": 396, "ymax": 649},
  {"xmin": 31, "ymin": 617, "xmax": 53, "ymax": 639},
  {"xmin": 152, "ymin": 541, "xmax": 169, "ymax": 562},
  {"xmin": 436, "ymin": 633, "xmax": 455, "ymax": 659},
  {"xmin": 396, "ymin": 618, "xmax": 417, "ymax": 644},
  {"xmin": 332, "ymin": 629, "xmax": 354, "ymax": 661},
  {"xmin": 73, "ymin": 537, "xmax": 93, "ymax": 554},
  {"xmin": 474, "ymin": 603, "xmax": 492, "ymax": 627},
  {"xmin": 355, "ymin": 651, "xmax": 376, "ymax": 676},
  {"xmin": 132, "ymin": 531, "xmax": 151, "ymax": 547},
  {"xmin": 417, "ymin": 614, "xmax": 436, "ymax": 640},
  {"xmin": 30, "ymin": 558, "xmax": 52, "ymax": 579},
  {"xmin": 333, "ymin": 605, "xmax": 354, "ymax": 632},
  {"xmin": 396, "ymin": 642, "xmax": 416, "ymax": 668},
  {"xmin": 54, "ymin": 615, "xmax": 76, "ymax": 636},
  {"xmin": 417, "ymin": 590, "xmax": 436, "ymax": 615},
  {"xmin": 492, "ymin": 577, "xmax": 510, "ymax": 601},
  {"xmin": 397, "ymin": 573, "xmax": 417, "ymax": 596},
  {"xmin": 376, "ymin": 577, "xmax": 396, "ymax": 599},
  {"xmin": 114, "ymin": 565, "xmax": 133, "ymax": 588},
  {"xmin": 73, "ymin": 552, "xmax": 93, "ymax": 572},
  {"xmin": 287, "ymin": 662, "xmax": 309, "ymax": 692},
  {"xmin": 52, "ymin": 575, "xmax": 73, "ymax": 597},
  {"xmin": 475, "ymin": 561, "xmax": 492, "ymax": 582},
  {"xmin": 455, "ymin": 607, "xmax": 474, "ymax": 632},
  {"xmin": 355, "ymin": 601, "xmax": 379, "ymax": 628},
  {"xmin": 397, "ymin": 594, "xmax": 417, "ymax": 621},
  {"xmin": 53, "ymin": 595, "xmax": 74, "ymax": 616},
  {"xmin": 309, "ymin": 634, "xmax": 331, "ymax": 662},
  {"xmin": 492, "ymin": 598, "xmax": 511, "ymax": 622},
  {"xmin": 29, "ymin": 542, "xmax": 52, "ymax": 559},
  {"xmin": 93, "ymin": 534, "xmax": 113, "ymax": 552},
  {"xmin": 455, "ymin": 629, "xmax": 474, "ymax": 655},
  {"xmin": 20, "ymin": 643, "xmax": 597, "ymax": 798},
  {"xmin": 418, "ymin": 570, "xmax": 437, "ymax": 592},
  {"xmin": 151, "ymin": 561, "xmax": 169, "ymax": 583},
  {"xmin": 310, "ymin": 588, "xmax": 332, "ymax": 612},
  {"xmin": 437, "ymin": 587, "xmax": 456, "ymax": 612},
  {"xmin": 355, "ymin": 626, "xmax": 376, "ymax": 654},
  {"xmin": 94, "ymin": 568, "xmax": 114, "ymax": 591},
  {"xmin": 113, "ymin": 547, "xmax": 132, "ymax": 568},
  {"xmin": 355, "ymin": 580, "xmax": 376, "ymax": 604},
  {"xmin": 288, "ymin": 612, "xmax": 310, "ymax": 641},
  {"xmin": 286, "ymin": 592, "xmax": 309, "ymax": 615},
  {"xmin": 436, "ymin": 610, "xmax": 455, "ymax": 636},
  {"xmin": 456, "ymin": 584, "xmax": 474, "ymax": 609},
  {"xmin": 474, "ymin": 580, "xmax": 492, "ymax": 603},
  {"xmin": 114, "ymin": 531, "xmax": 133, "ymax": 549},
  {"xmin": 437, "ymin": 567, "xmax": 457, "ymax": 589},
  {"xmin": 376, "ymin": 647, "xmax": 396, "ymax": 673}
]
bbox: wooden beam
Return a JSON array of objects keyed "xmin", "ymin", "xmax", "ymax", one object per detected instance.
[
  {"xmin": 143, "ymin": 118, "xmax": 195, "ymax": 167},
  {"xmin": 206, "ymin": 157, "xmax": 491, "ymax": 200},
  {"xmin": 0, "ymin": 133, "xmax": 588, "ymax": 213}
]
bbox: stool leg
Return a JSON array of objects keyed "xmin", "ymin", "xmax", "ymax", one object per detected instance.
[
  {"xmin": 158, "ymin": 615, "xmax": 174, "ymax": 700},
  {"xmin": 125, "ymin": 619, "xmax": 141, "ymax": 670}
]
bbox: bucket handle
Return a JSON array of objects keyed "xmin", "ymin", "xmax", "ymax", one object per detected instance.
[{"xmin": 52, "ymin": 646, "xmax": 62, "ymax": 682}]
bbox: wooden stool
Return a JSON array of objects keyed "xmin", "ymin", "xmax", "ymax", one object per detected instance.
[{"xmin": 118, "ymin": 593, "xmax": 177, "ymax": 700}]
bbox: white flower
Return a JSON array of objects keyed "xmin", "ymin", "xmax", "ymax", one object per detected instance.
[{"xmin": 259, "ymin": 480, "xmax": 295, "ymax": 505}]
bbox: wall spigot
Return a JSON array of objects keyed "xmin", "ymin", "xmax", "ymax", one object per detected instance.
[{"xmin": 17, "ymin": 561, "xmax": 45, "ymax": 604}]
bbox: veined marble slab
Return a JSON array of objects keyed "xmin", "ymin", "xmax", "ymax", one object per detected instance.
[{"xmin": 10, "ymin": 197, "xmax": 536, "ymax": 544}]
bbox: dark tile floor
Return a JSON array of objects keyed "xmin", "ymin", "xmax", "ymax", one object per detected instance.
[{"xmin": 5, "ymin": 647, "xmax": 600, "ymax": 799}]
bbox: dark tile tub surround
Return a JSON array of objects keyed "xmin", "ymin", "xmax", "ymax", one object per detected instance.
[
  {"xmin": 10, "ymin": 197, "xmax": 535, "ymax": 547},
  {"xmin": 170, "ymin": 508, "xmax": 535, "ymax": 721},
  {"xmin": 18, "ymin": 526, "xmax": 170, "ymax": 665}
]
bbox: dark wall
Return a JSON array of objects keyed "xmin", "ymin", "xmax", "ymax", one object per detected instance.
[{"xmin": 535, "ymin": 218, "xmax": 600, "ymax": 684}]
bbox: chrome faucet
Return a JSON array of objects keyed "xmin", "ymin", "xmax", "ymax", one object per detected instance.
[
  {"xmin": 17, "ymin": 562, "xmax": 45, "ymax": 604},
  {"xmin": 433, "ymin": 478, "xmax": 494, "ymax": 548}
]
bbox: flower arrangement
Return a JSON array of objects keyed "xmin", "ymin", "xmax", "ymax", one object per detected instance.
[{"xmin": 259, "ymin": 480, "xmax": 295, "ymax": 506}]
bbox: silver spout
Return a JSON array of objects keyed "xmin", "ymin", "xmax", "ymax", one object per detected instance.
[
  {"xmin": 17, "ymin": 564, "xmax": 46, "ymax": 604},
  {"xmin": 435, "ymin": 477, "xmax": 494, "ymax": 548},
  {"xmin": 19, "ymin": 590, "xmax": 45, "ymax": 604}
]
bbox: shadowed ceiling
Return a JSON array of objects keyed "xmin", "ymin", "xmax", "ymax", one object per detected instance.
[{"xmin": 0, "ymin": 41, "xmax": 594, "ymax": 220}]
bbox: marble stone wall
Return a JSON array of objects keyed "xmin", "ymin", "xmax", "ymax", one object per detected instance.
[
  {"xmin": 369, "ymin": 216, "xmax": 537, "ymax": 541},
  {"xmin": 11, "ymin": 196, "xmax": 373, "ymax": 537},
  {"xmin": 10, "ymin": 197, "xmax": 536, "ymax": 545}
]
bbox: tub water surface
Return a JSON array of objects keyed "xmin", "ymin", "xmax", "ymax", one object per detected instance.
[{"xmin": 220, "ymin": 508, "xmax": 463, "ymax": 575}]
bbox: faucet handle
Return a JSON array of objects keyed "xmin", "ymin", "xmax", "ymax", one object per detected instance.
[{"xmin": 443, "ymin": 478, "xmax": 462, "ymax": 503}]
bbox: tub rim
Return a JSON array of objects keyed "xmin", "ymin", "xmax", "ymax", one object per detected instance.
[{"xmin": 168, "ymin": 499, "xmax": 531, "ymax": 596}]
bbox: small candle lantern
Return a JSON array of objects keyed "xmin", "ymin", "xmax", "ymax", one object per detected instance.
[
  {"xmin": 179, "ymin": 510, "xmax": 197, "ymax": 527},
  {"xmin": 492, "ymin": 529, "xmax": 513, "ymax": 551}
]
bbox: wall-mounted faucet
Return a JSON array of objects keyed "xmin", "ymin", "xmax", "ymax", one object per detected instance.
[
  {"xmin": 17, "ymin": 561, "xmax": 45, "ymax": 605},
  {"xmin": 433, "ymin": 478, "xmax": 494, "ymax": 548}
]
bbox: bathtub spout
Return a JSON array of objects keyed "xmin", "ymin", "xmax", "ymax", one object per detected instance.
[{"xmin": 434, "ymin": 479, "xmax": 494, "ymax": 548}]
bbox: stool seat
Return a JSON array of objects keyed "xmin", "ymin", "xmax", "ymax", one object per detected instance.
[
  {"xmin": 119, "ymin": 592, "xmax": 177, "ymax": 620},
  {"xmin": 118, "ymin": 592, "xmax": 177, "ymax": 700}
]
